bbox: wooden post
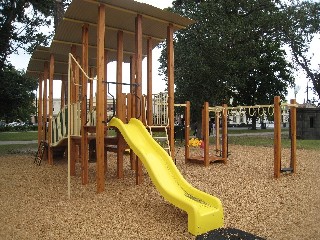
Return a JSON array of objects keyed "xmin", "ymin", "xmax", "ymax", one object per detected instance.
[
  {"xmin": 167, "ymin": 23, "xmax": 175, "ymax": 161},
  {"xmin": 185, "ymin": 101, "xmax": 190, "ymax": 163},
  {"xmin": 215, "ymin": 112, "xmax": 220, "ymax": 154},
  {"xmin": 61, "ymin": 76, "xmax": 66, "ymax": 109},
  {"xmin": 135, "ymin": 14, "xmax": 143, "ymax": 184},
  {"xmin": 43, "ymin": 62, "xmax": 49, "ymax": 142},
  {"xmin": 222, "ymin": 104, "xmax": 228, "ymax": 163},
  {"xmin": 38, "ymin": 74, "xmax": 43, "ymax": 146},
  {"xmin": 116, "ymin": 30, "xmax": 124, "ymax": 179},
  {"xmin": 129, "ymin": 55, "xmax": 136, "ymax": 171},
  {"xmin": 89, "ymin": 67, "xmax": 94, "ymax": 112},
  {"xmin": 117, "ymin": 30, "xmax": 124, "ymax": 120},
  {"xmin": 290, "ymin": 99, "xmax": 297, "ymax": 173},
  {"xmin": 104, "ymin": 50, "xmax": 108, "ymax": 122},
  {"xmin": 147, "ymin": 37, "xmax": 153, "ymax": 126},
  {"xmin": 274, "ymin": 96, "xmax": 281, "ymax": 178},
  {"xmin": 48, "ymin": 54, "xmax": 54, "ymax": 165},
  {"xmin": 81, "ymin": 23, "xmax": 89, "ymax": 185},
  {"xmin": 203, "ymin": 102, "xmax": 209, "ymax": 166},
  {"xmin": 96, "ymin": 4, "xmax": 105, "ymax": 193}
]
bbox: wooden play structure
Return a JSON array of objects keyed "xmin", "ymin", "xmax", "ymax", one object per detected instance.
[
  {"xmin": 27, "ymin": 0, "xmax": 195, "ymax": 193},
  {"xmin": 189, "ymin": 96, "xmax": 297, "ymax": 178},
  {"xmin": 186, "ymin": 102, "xmax": 228, "ymax": 166}
]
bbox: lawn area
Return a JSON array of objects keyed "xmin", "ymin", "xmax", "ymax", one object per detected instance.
[
  {"xmin": 227, "ymin": 135, "xmax": 320, "ymax": 150},
  {"xmin": 0, "ymin": 131, "xmax": 38, "ymax": 141}
]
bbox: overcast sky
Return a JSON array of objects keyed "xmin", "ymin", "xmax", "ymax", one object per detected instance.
[{"xmin": 8, "ymin": 0, "xmax": 318, "ymax": 104}]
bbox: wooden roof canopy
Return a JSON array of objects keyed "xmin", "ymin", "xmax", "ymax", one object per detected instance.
[{"xmin": 26, "ymin": 0, "xmax": 195, "ymax": 78}]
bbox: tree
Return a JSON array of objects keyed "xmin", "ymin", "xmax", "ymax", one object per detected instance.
[
  {"xmin": 0, "ymin": 0, "xmax": 68, "ymax": 122},
  {"xmin": 0, "ymin": 65, "xmax": 38, "ymax": 122},
  {"xmin": 0, "ymin": 0, "xmax": 56, "ymax": 71},
  {"xmin": 159, "ymin": 0, "xmax": 294, "ymax": 130},
  {"xmin": 280, "ymin": 1, "xmax": 320, "ymax": 101}
]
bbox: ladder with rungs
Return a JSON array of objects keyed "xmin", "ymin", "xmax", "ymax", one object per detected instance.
[
  {"xmin": 147, "ymin": 126, "xmax": 171, "ymax": 156},
  {"xmin": 34, "ymin": 141, "xmax": 47, "ymax": 166}
]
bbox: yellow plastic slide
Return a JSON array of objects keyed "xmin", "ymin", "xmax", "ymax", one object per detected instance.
[{"xmin": 109, "ymin": 117, "xmax": 224, "ymax": 235}]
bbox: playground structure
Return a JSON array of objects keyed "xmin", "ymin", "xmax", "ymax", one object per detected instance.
[
  {"xmin": 26, "ymin": 0, "xmax": 226, "ymax": 236},
  {"xmin": 191, "ymin": 96, "xmax": 297, "ymax": 178},
  {"xmin": 186, "ymin": 102, "xmax": 228, "ymax": 166}
]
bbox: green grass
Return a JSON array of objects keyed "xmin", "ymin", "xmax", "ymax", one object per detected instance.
[
  {"xmin": 0, "ymin": 131, "xmax": 38, "ymax": 141},
  {"xmin": 227, "ymin": 135, "xmax": 320, "ymax": 150}
]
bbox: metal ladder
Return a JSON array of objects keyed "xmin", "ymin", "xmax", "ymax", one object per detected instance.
[
  {"xmin": 148, "ymin": 126, "xmax": 171, "ymax": 157},
  {"xmin": 34, "ymin": 141, "xmax": 47, "ymax": 166}
]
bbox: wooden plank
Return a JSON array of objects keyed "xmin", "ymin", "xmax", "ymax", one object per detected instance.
[
  {"xmin": 129, "ymin": 57, "xmax": 136, "ymax": 170},
  {"xmin": 89, "ymin": 67, "xmax": 94, "ymax": 112},
  {"xmin": 81, "ymin": 23, "xmax": 89, "ymax": 185},
  {"xmin": 222, "ymin": 104, "xmax": 228, "ymax": 163},
  {"xmin": 147, "ymin": 38, "xmax": 153, "ymax": 126},
  {"xmin": 38, "ymin": 74, "xmax": 43, "ymax": 146},
  {"xmin": 290, "ymin": 99, "xmax": 297, "ymax": 173},
  {"xmin": 203, "ymin": 102, "xmax": 209, "ymax": 166},
  {"xmin": 274, "ymin": 96, "xmax": 281, "ymax": 178},
  {"xmin": 96, "ymin": 4, "xmax": 106, "ymax": 193},
  {"xmin": 135, "ymin": 15, "xmax": 142, "ymax": 120},
  {"xmin": 61, "ymin": 75, "xmax": 66, "ymax": 109},
  {"xmin": 167, "ymin": 23, "xmax": 175, "ymax": 160},
  {"xmin": 48, "ymin": 54, "xmax": 54, "ymax": 165},
  {"xmin": 185, "ymin": 101, "xmax": 190, "ymax": 163},
  {"xmin": 135, "ymin": 14, "xmax": 143, "ymax": 184},
  {"xmin": 43, "ymin": 62, "xmax": 49, "ymax": 143},
  {"xmin": 117, "ymin": 30, "xmax": 124, "ymax": 120}
]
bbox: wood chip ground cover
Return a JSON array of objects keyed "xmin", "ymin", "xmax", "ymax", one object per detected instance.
[{"xmin": 0, "ymin": 145, "xmax": 319, "ymax": 239}]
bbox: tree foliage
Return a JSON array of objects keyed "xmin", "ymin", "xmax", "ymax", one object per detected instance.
[
  {"xmin": 0, "ymin": 0, "xmax": 56, "ymax": 70},
  {"xmin": 0, "ymin": 65, "xmax": 38, "ymax": 122},
  {"xmin": 280, "ymin": 0, "xmax": 320, "ymax": 100},
  {"xmin": 159, "ymin": 0, "xmax": 296, "ymax": 124},
  {"xmin": 0, "ymin": 0, "xmax": 63, "ymax": 122}
]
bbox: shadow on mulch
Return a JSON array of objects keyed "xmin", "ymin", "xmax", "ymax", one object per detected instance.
[{"xmin": 196, "ymin": 228, "xmax": 266, "ymax": 240}]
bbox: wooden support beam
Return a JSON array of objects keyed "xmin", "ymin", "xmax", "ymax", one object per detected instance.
[
  {"xmin": 222, "ymin": 104, "xmax": 228, "ymax": 163},
  {"xmin": 135, "ymin": 14, "xmax": 143, "ymax": 185},
  {"xmin": 274, "ymin": 96, "xmax": 281, "ymax": 178},
  {"xmin": 48, "ymin": 54, "xmax": 54, "ymax": 165},
  {"xmin": 61, "ymin": 75, "xmax": 66, "ymax": 109},
  {"xmin": 215, "ymin": 112, "xmax": 220, "ymax": 153},
  {"xmin": 130, "ymin": 55, "xmax": 136, "ymax": 121},
  {"xmin": 104, "ymin": 50, "xmax": 108, "ymax": 122},
  {"xmin": 96, "ymin": 4, "xmax": 106, "ymax": 193},
  {"xmin": 81, "ymin": 23, "xmax": 89, "ymax": 185},
  {"xmin": 185, "ymin": 101, "xmax": 190, "ymax": 163},
  {"xmin": 167, "ymin": 23, "xmax": 175, "ymax": 160},
  {"xmin": 135, "ymin": 15, "xmax": 142, "ymax": 120},
  {"xmin": 290, "ymin": 99, "xmax": 297, "ymax": 173},
  {"xmin": 117, "ymin": 30, "xmax": 124, "ymax": 120},
  {"xmin": 38, "ymin": 74, "xmax": 43, "ymax": 145},
  {"xmin": 43, "ymin": 62, "xmax": 49, "ymax": 142},
  {"xmin": 203, "ymin": 102, "xmax": 209, "ymax": 167},
  {"xmin": 147, "ymin": 38, "xmax": 153, "ymax": 126},
  {"xmin": 89, "ymin": 67, "xmax": 94, "ymax": 112},
  {"xmin": 129, "ymin": 56, "xmax": 136, "ymax": 170}
]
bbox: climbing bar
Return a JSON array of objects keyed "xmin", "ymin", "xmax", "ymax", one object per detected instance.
[
  {"xmin": 280, "ymin": 103, "xmax": 299, "ymax": 107},
  {"xmin": 174, "ymin": 103, "xmax": 187, "ymax": 107}
]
